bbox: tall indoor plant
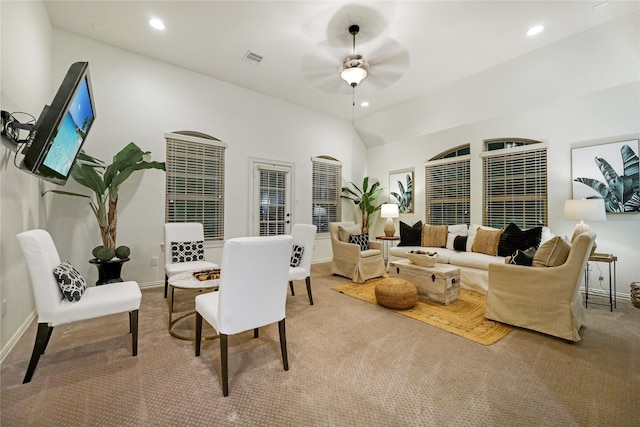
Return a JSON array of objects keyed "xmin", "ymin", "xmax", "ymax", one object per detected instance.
[
  {"xmin": 341, "ymin": 177, "xmax": 383, "ymax": 233},
  {"xmin": 45, "ymin": 142, "xmax": 166, "ymax": 259}
]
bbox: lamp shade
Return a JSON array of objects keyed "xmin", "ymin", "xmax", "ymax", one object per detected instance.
[
  {"xmin": 563, "ymin": 199, "xmax": 606, "ymax": 221},
  {"xmin": 341, "ymin": 66, "xmax": 367, "ymax": 87},
  {"xmin": 381, "ymin": 203, "xmax": 399, "ymax": 218}
]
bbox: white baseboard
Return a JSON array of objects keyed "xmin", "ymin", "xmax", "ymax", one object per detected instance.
[{"xmin": 0, "ymin": 310, "xmax": 36, "ymax": 364}]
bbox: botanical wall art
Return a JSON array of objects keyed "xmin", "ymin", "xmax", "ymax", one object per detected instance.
[
  {"xmin": 389, "ymin": 169, "xmax": 414, "ymax": 213},
  {"xmin": 571, "ymin": 139, "xmax": 639, "ymax": 213}
]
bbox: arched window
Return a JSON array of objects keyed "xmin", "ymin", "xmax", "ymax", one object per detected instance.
[
  {"xmin": 165, "ymin": 131, "xmax": 226, "ymax": 240},
  {"xmin": 425, "ymin": 145, "xmax": 471, "ymax": 225},
  {"xmin": 481, "ymin": 138, "xmax": 547, "ymax": 228},
  {"xmin": 312, "ymin": 156, "xmax": 342, "ymax": 233}
]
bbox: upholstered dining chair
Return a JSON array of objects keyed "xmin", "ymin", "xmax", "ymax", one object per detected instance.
[
  {"xmin": 164, "ymin": 222, "xmax": 218, "ymax": 298},
  {"xmin": 195, "ymin": 235, "xmax": 293, "ymax": 396},
  {"xmin": 288, "ymin": 223, "xmax": 317, "ymax": 305},
  {"xmin": 16, "ymin": 229, "xmax": 141, "ymax": 383}
]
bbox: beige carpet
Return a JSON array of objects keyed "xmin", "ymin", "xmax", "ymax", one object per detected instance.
[
  {"xmin": 2, "ymin": 262, "xmax": 639, "ymax": 426},
  {"xmin": 332, "ymin": 280, "xmax": 513, "ymax": 345}
]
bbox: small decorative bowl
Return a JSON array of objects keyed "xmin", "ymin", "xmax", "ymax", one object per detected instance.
[{"xmin": 407, "ymin": 253, "xmax": 438, "ymax": 267}]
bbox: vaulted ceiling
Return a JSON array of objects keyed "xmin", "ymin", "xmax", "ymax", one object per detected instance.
[{"xmin": 44, "ymin": 1, "xmax": 639, "ymax": 145}]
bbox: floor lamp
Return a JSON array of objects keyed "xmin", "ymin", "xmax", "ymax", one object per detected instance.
[{"xmin": 563, "ymin": 198, "xmax": 606, "ymax": 242}]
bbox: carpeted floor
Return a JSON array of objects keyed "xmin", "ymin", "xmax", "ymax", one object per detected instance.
[
  {"xmin": 332, "ymin": 280, "xmax": 513, "ymax": 345},
  {"xmin": 2, "ymin": 262, "xmax": 639, "ymax": 426}
]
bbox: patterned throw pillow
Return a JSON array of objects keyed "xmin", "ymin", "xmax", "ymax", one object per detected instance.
[
  {"xmin": 290, "ymin": 244, "xmax": 304, "ymax": 267},
  {"xmin": 509, "ymin": 247, "xmax": 537, "ymax": 266},
  {"xmin": 349, "ymin": 233, "xmax": 370, "ymax": 251},
  {"xmin": 52, "ymin": 261, "xmax": 87, "ymax": 302},
  {"xmin": 398, "ymin": 221, "xmax": 422, "ymax": 247},
  {"xmin": 171, "ymin": 240, "xmax": 204, "ymax": 263}
]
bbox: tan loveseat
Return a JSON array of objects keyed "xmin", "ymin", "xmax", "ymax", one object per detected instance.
[
  {"xmin": 329, "ymin": 221, "xmax": 385, "ymax": 283},
  {"xmin": 485, "ymin": 232, "xmax": 595, "ymax": 342}
]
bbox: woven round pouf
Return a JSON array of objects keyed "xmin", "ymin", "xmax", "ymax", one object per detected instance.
[{"xmin": 375, "ymin": 278, "xmax": 418, "ymax": 310}]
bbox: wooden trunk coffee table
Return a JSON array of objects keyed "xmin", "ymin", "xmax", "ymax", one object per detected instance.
[{"xmin": 389, "ymin": 258, "xmax": 460, "ymax": 305}]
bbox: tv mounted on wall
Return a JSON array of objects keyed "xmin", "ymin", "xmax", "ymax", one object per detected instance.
[{"xmin": 18, "ymin": 61, "xmax": 96, "ymax": 185}]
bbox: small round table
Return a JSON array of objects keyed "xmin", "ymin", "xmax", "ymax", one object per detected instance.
[{"xmin": 167, "ymin": 270, "xmax": 220, "ymax": 340}]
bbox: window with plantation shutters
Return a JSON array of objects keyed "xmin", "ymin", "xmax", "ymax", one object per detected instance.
[
  {"xmin": 425, "ymin": 148, "xmax": 470, "ymax": 225},
  {"xmin": 481, "ymin": 139, "xmax": 548, "ymax": 229},
  {"xmin": 312, "ymin": 156, "xmax": 342, "ymax": 234},
  {"xmin": 165, "ymin": 132, "xmax": 226, "ymax": 240}
]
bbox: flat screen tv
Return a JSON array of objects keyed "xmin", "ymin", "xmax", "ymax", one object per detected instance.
[{"xmin": 20, "ymin": 61, "xmax": 96, "ymax": 185}]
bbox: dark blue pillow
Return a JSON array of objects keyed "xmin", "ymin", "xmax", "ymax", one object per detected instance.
[
  {"xmin": 398, "ymin": 221, "xmax": 422, "ymax": 247},
  {"xmin": 349, "ymin": 233, "xmax": 370, "ymax": 251}
]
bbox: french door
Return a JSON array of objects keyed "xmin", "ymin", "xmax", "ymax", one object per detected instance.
[{"xmin": 251, "ymin": 161, "xmax": 293, "ymax": 236}]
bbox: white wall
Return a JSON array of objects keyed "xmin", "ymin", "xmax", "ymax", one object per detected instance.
[
  {"xmin": 366, "ymin": 14, "xmax": 640, "ymax": 296},
  {"xmin": 44, "ymin": 30, "xmax": 367, "ymax": 288},
  {"xmin": 0, "ymin": 1, "xmax": 52, "ymax": 359}
]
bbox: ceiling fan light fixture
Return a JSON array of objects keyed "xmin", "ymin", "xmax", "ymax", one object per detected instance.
[{"xmin": 341, "ymin": 55, "xmax": 369, "ymax": 87}]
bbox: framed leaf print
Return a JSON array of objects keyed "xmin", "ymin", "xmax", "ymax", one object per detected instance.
[
  {"xmin": 389, "ymin": 169, "xmax": 414, "ymax": 213},
  {"xmin": 571, "ymin": 139, "xmax": 639, "ymax": 213}
]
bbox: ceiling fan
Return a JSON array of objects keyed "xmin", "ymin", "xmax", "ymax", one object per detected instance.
[
  {"xmin": 301, "ymin": 22, "xmax": 410, "ymax": 95},
  {"xmin": 340, "ymin": 25, "xmax": 369, "ymax": 88}
]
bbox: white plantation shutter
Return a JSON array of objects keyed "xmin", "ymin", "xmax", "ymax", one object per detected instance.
[
  {"xmin": 165, "ymin": 132, "xmax": 226, "ymax": 240},
  {"xmin": 481, "ymin": 142, "xmax": 547, "ymax": 228},
  {"xmin": 312, "ymin": 157, "xmax": 342, "ymax": 234},
  {"xmin": 425, "ymin": 156, "xmax": 471, "ymax": 225}
]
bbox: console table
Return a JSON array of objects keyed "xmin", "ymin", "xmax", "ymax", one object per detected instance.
[{"xmin": 584, "ymin": 253, "xmax": 617, "ymax": 312}]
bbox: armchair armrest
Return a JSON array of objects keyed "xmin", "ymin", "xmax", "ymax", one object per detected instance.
[
  {"xmin": 488, "ymin": 262, "xmax": 581, "ymax": 301},
  {"xmin": 369, "ymin": 241, "xmax": 382, "ymax": 250},
  {"xmin": 331, "ymin": 239, "xmax": 362, "ymax": 261}
]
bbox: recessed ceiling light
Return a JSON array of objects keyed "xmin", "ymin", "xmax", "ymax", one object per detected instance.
[
  {"xmin": 361, "ymin": 101, "xmax": 369, "ymax": 107},
  {"xmin": 149, "ymin": 18, "xmax": 166, "ymax": 30},
  {"xmin": 527, "ymin": 25, "xmax": 544, "ymax": 36}
]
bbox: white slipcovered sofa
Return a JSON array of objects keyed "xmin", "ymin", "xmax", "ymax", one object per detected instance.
[{"xmin": 389, "ymin": 223, "xmax": 554, "ymax": 294}]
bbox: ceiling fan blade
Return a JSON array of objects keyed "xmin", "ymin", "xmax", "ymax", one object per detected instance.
[{"xmin": 301, "ymin": 42, "xmax": 353, "ymax": 94}]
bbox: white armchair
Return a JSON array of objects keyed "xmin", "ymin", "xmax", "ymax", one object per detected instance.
[
  {"xmin": 164, "ymin": 222, "xmax": 218, "ymax": 298},
  {"xmin": 486, "ymin": 232, "xmax": 596, "ymax": 341},
  {"xmin": 329, "ymin": 221, "xmax": 385, "ymax": 283},
  {"xmin": 17, "ymin": 229, "xmax": 141, "ymax": 383}
]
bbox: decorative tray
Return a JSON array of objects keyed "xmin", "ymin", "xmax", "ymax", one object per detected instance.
[
  {"xmin": 407, "ymin": 251, "xmax": 438, "ymax": 267},
  {"xmin": 192, "ymin": 269, "xmax": 221, "ymax": 281}
]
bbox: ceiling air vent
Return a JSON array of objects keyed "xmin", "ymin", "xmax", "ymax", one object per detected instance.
[{"xmin": 242, "ymin": 51, "xmax": 263, "ymax": 65}]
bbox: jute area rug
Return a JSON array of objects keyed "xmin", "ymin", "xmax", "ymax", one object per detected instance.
[{"xmin": 332, "ymin": 279, "xmax": 512, "ymax": 345}]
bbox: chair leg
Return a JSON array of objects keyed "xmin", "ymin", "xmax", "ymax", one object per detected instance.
[
  {"xmin": 23, "ymin": 323, "xmax": 53, "ymax": 384},
  {"xmin": 278, "ymin": 319, "xmax": 289, "ymax": 371},
  {"xmin": 289, "ymin": 280, "xmax": 295, "ymax": 296},
  {"xmin": 164, "ymin": 275, "xmax": 169, "ymax": 298},
  {"xmin": 195, "ymin": 312, "xmax": 203, "ymax": 356},
  {"xmin": 130, "ymin": 310, "xmax": 139, "ymax": 356},
  {"xmin": 220, "ymin": 334, "xmax": 229, "ymax": 396},
  {"xmin": 305, "ymin": 276, "xmax": 314, "ymax": 305},
  {"xmin": 254, "ymin": 328, "xmax": 259, "ymax": 338}
]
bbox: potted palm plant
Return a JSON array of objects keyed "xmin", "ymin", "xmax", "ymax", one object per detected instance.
[
  {"xmin": 44, "ymin": 142, "xmax": 165, "ymax": 284},
  {"xmin": 341, "ymin": 177, "xmax": 383, "ymax": 233}
]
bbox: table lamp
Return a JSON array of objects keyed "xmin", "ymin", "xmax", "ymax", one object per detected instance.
[
  {"xmin": 563, "ymin": 198, "xmax": 606, "ymax": 241},
  {"xmin": 381, "ymin": 203, "xmax": 399, "ymax": 237}
]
